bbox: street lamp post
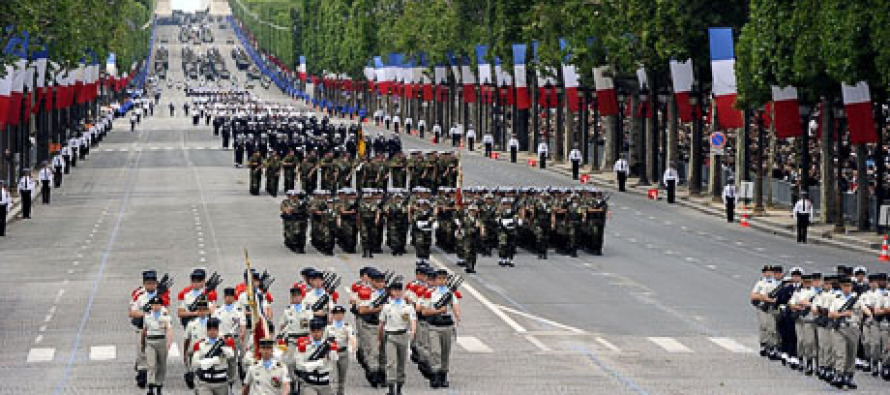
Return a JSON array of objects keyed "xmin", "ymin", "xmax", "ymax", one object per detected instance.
[
  {"xmin": 798, "ymin": 103, "xmax": 812, "ymax": 197},
  {"xmin": 689, "ymin": 85, "xmax": 703, "ymax": 196},
  {"xmin": 834, "ymin": 104, "xmax": 846, "ymax": 233},
  {"xmin": 658, "ymin": 91, "xmax": 670, "ymax": 179},
  {"xmin": 754, "ymin": 108, "xmax": 765, "ymax": 214},
  {"xmin": 616, "ymin": 90, "xmax": 625, "ymax": 162},
  {"xmin": 638, "ymin": 89, "xmax": 650, "ymax": 186}
]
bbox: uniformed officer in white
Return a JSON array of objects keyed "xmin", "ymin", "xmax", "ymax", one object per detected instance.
[
  {"xmin": 242, "ymin": 338, "xmax": 291, "ymax": 395},
  {"xmin": 537, "ymin": 141, "xmax": 549, "ymax": 169},
  {"xmin": 17, "ymin": 169, "xmax": 34, "ymax": 219},
  {"xmin": 613, "ymin": 155, "xmax": 629, "ymax": 192},
  {"xmin": 60, "ymin": 144, "xmax": 72, "ymax": 174},
  {"xmin": 482, "ymin": 131, "xmax": 494, "ymax": 158},
  {"xmin": 450, "ymin": 124, "xmax": 463, "ymax": 147},
  {"xmin": 432, "ymin": 122, "xmax": 442, "ymax": 144},
  {"xmin": 68, "ymin": 135, "xmax": 79, "ymax": 167},
  {"xmin": 722, "ymin": 177, "xmax": 738, "ymax": 223},
  {"xmin": 325, "ymin": 306, "xmax": 356, "ymax": 395},
  {"xmin": 0, "ymin": 181, "xmax": 10, "ymax": 236},
  {"xmin": 52, "ymin": 152, "xmax": 64, "ymax": 188},
  {"xmin": 663, "ymin": 162, "xmax": 679, "ymax": 203},
  {"xmin": 508, "ymin": 134, "xmax": 520, "ymax": 163},
  {"xmin": 393, "ymin": 114, "xmax": 401, "ymax": 134},
  {"xmin": 142, "ymin": 295, "xmax": 173, "ymax": 395},
  {"xmin": 792, "ymin": 191, "xmax": 813, "ymax": 243},
  {"xmin": 465, "ymin": 125, "xmax": 476, "ymax": 151},
  {"xmin": 378, "ymin": 282, "xmax": 416, "ymax": 395},
  {"xmin": 569, "ymin": 144, "xmax": 582, "ymax": 180},
  {"xmin": 404, "ymin": 117, "xmax": 413, "ymax": 135},
  {"xmin": 417, "ymin": 118, "xmax": 426, "ymax": 138},
  {"xmin": 38, "ymin": 162, "xmax": 53, "ymax": 205}
]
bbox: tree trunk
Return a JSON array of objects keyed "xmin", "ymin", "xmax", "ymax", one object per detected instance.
[
  {"xmin": 602, "ymin": 115, "xmax": 617, "ymax": 171},
  {"xmin": 709, "ymin": 98, "xmax": 722, "ymax": 201},
  {"xmin": 629, "ymin": 95, "xmax": 640, "ymax": 176},
  {"xmin": 667, "ymin": 96, "xmax": 679, "ymax": 172},
  {"xmin": 856, "ymin": 144, "xmax": 870, "ymax": 230},
  {"xmin": 820, "ymin": 98, "xmax": 835, "ymax": 223}
]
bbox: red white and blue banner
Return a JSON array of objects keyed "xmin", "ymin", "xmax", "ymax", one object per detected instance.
[{"xmin": 708, "ymin": 27, "xmax": 743, "ymax": 129}]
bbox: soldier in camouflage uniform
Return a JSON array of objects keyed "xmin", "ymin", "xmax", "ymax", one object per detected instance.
[
  {"xmin": 281, "ymin": 191, "xmax": 300, "ymax": 250},
  {"xmin": 407, "ymin": 150, "xmax": 424, "ymax": 190},
  {"xmin": 264, "ymin": 151, "xmax": 281, "ymax": 197},
  {"xmin": 496, "ymin": 198, "xmax": 518, "ymax": 267},
  {"xmin": 336, "ymin": 189, "xmax": 359, "ymax": 253},
  {"xmin": 456, "ymin": 204, "xmax": 480, "ymax": 274},
  {"xmin": 434, "ymin": 188, "xmax": 457, "ymax": 253},
  {"xmin": 356, "ymin": 157, "xmax": 373, "ymax": 189},
  {"xmin": 337, "ymin": 151, "xmax": 354, "ymax": 191},
  {"xmin": 248, "ymin": 152, "xmax": 263, "ymax": 196},
  {"xmin": 320, "ymin": 152, "xmax": 337, "ymax": 193},
  {"xmin": 441, "ymin": 151, "xmax": 459, "ymax": 188},
  {"xmin": 358, "ymin": 189, "xmax": 382, "ymax": 258},
  {"xmin": 389, "ymin": 152, "xmax": 408, "ymax": 189},
  {"xmin": 310, "ymin": 191, "xmax": 336, "ymax": 255},
  {"xmin": 478, "ymin": 193, "xmax": 498, "ymax": 256},
  {"xmin": 421, "ymin": 152, "xmax": 438, "ymax": 191},
  {"xmin": 291, "ymin": 191, "xmax": 311, "ymax": 253},
  {"xmin": 384, "ymin": 189, "xmax": 410, "ymax": 256},
  {"xmin": 531, "ymin": 191, "xmax": 553, "ymax": 259},
  {"xmin": 373, "ymin": 155, "xmax": 389, "ymax": 190},
  {"xmin": 586, "ymin": 189, "xmax": 608, "ymax": 255},
  {"xmin": 301, "ymin": 151, "xmax": 319, "ymax": 194},
  {"xmin": 412, "ymin": 199, "xmax": 435, "ymax": 264},
  {"xmin": 282, "ymin": 149, "xmax": 297, "ymax": 193}
]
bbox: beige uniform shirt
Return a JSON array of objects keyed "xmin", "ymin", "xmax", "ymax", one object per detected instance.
[
  {"xmin": 302, "ymin": 288, "xmax": 332, "ymax": 314},
  {"xmin": 324, "ymin": 321, "xmax": 354, "ymax": 348},
  {"xmin": 829, "ymin": 292, "xmax": 864, "ymax": 325},
  {"xmin": 184, "ymin": 317, "xmax": 209, "ymax": 345},
  {"xmin": 143, "ymin": 308, "xmax": 172, "ymax": 337},
  {"xmin": 213, "ymin": 303, "xmax": 246, "ymax": 338},
  {"xmin": 379, "ymin": 298, "xmax": 416, "ymax": 332},
  {"xmin": 429, "ymin": 286, "xmax": 460, "ymax": 316},
  {"xmin": 295, "ymin": 339, "xmax": 338, "ymax": 378},
  {"xmin": 279, "ymin": 304, "xmax": 313, "ymax": 337},
  {"xmin": 244, "ymin": 359, "xmax": 291, "ymax": 394}
]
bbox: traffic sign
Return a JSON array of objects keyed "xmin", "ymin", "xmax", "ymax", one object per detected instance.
[{"xmin": 710, "ymin": 132, "xmax": 726, "ymax": 149}]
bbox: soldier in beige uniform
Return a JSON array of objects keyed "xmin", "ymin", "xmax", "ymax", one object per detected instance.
[
  {"xmin": 828, "ymin": 276, "xmax": 872, "ymax": 389},
  {"xmin": 789, "ymin": 273, "xmax": 820, "ymax": 375},
  {"xmin": 357, "ymin": 271, "xmax": 387, "ymax": 387},
  {"xmin": 325, "ymin": 306, "xmax": 356, "ymax": 395},
  {"xmin": 142, "ymin": 296, "xmax": 173, "ymax": 395},
  {"xmin": 295, "ymin": 318, "xmax": 340, "ymax": 395},
  {"xmin": 129, "ymin": 270, "xmax": 163, "ymax": 389},
  {"xmin": 183, "ymin": 299, "xmax": 211, "ymax": 389},
  {"xmin": 278, "ymin": 287, "xmax": 313, "ymax": 383},
  {"xmin": 213, "ymin": 288, "xmax": 247, "ymax": 374},
  {"xmin": 812, "ymin": 275, "xmax": 838, "ymax": 380},
  {"xmin": 409, "ymin": 266, "xmax": 434, "ymax": 379},
  {"xmin": 242, "ymin": 338, "xmax": 291, "ymax": 395},
  {"xmin": 423, "ymin": 269, "xmax": 461, "ymax": 389},
  {"xmin": 876, "ymin": 277, "xmax": 890, "ymax": 379},
  {"xmin": 750, "ymin": 265, "xmax": 779, "ymax": 357},
  {"xmin": 191, "ymin": 317, "xmax": 238, "ymax": 395},
  {"xmin": 378, "ymin": 282, "xmax": 417, "ymax": 395},
  {"xmin": 860, "ymin": 274, "xmax": 882, "ymax": 374},
  {"xmin": 303, "ymin": 270, "xmax": 333, "ymax": 319}
]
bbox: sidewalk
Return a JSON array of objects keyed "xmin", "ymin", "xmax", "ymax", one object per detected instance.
[{"xmin": 363, "ymin": 123, "xmax": 882, "ymax": 256}]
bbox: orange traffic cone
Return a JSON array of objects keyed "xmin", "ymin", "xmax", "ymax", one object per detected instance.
[
  {"xmin": 740, "ymin": 204, "xmax": 749, "ymax": 227},
  {"xmin": 879, "ymin": 235, "xmax": 889, "ymax": 262}
]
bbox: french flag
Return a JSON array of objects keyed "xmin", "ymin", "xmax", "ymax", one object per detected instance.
[
  {"xmin": 299, "ymin": 56, "xmax": 307, "ymax": 81},
  {"xmin": 461, "ymin": 56, "xmax": 477, "ymax": 103},
  {"xmin": 8, "ymin": 59, "xmax": 27, "ymax": 126},
  {"xmin": 669, "ymin": 59, "xmax": 694, "ymax": 122},
  {"xmin": 533, "ymin": 41, "xmax": 557, "ymax": 109},
  {"xmin": 592, "ymin": 66, "xmax": 618, "ymax": 116},
  {"xmin": 842, "ymin": 81, "xmax": 878, "ymax": 144},
  {"xmin": 476, "ymin": 45, "xmax": 493, "ymax": 104},
  {"xmin": 374, "ymin": 56, "xmax": 386, "ymax": 95},
  {"xmin": 0, "ymin": 64, "xmax": 13, "ymax": 127},
  {"xmin": 33, "ymin": 47, "xmax": 49, "ymax": 114},
  {"xmin": 559, "ymin": 39, "xmax": 580, "ymax": 113},
  {"xmin": 708, "ymin": 27, "xmax": 743, "ymax": 129},
  {"xmin": 770, "ymin": 86, "xmax": 801, "ymax": 139},
  {"xmin": 434, "ymin": 64, "xmax": 447, "ymax": 102},
  {"xmin": 495, "ymin": 57, "xmax": 513, "ymax": 106},
  {"xmin": 512, "ymin": 44, "xmax": 530, "ymax": 110},
  {"xmin": 419, "ymin": 53, "xmax": 433, "ymax": 101}
]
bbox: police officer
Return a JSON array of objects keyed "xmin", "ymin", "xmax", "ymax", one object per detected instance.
[
  {"xmin": 242, "ymin": 338, "xmax": 291, "ymax": 395},
  {"xmin": 379, "ymin": 282, "xmax": 416, "ymax": 395},
  {"xmin": 508, "ymin": 134, "xmax": 519, "ymax": 163},
  {"xmin": 0, "ymin": 181, "xmax": 9, "ymax": 236},
  {"xmin": 417, "ymin": 118, "xmax": 426, "ymax": 138},
  {"xmin": 537, "ymin": 141, "xmax": 548, "ymax": 169},
  {"xmin": 295, "ymin": 318, "xmax": 339, "ymax": 395},
  {"xmin": 465, "ymin": 125, "xmax": 476, "ymax": 151},
  {"xmin": 17, "ymin": 169, "xmax": 34, "ymax": 219},
  {"xmin": 482, "ymin": 131, "xmax": 494, "ymax": 158},
  {"xmin": 569, "ymin": 144, "xmax": 582, "ymax": 180},
  {"xmin": 52, "ymin": 152, "xmax": 64, "ymax": 188},
  {"xmin": 142, "ymin": 295, "xmax": 173, "ymax": 395},
  {"xmin": 793, "ymin": 192, "xmax": 813, "ymax": 243},
  {"xmin": 450, "ymin": 124, "xmax": 462, "ymax": 147},
  {"xmin": 722, "ymin": 177, "xmax": 737, "ymax": 223},
  {"xmin": 38, "ymin": 162, "xmax": 53, "ymax": 204},
  {"xmin": 432, "ymin": 122, "xmax": 442, "ymax": 144},
  {"xmin": 325, "ymin": 306, "xmax": 356, "ymax": 395},
  {"xmin": 423, "ymin": 270, "xmax": 460, "ymax": 388},
  {"xmin": 61, "ymin": 144, "xmax": 72, "ymax": 174},
  {"xmin": 663, "ymin": 162, "xmax": 679, "ymax": 203}
]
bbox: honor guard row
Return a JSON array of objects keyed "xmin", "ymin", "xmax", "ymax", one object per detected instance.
[
  {"xmin": 751, "ymin": 264, "xmax": 890, "ymax": 390},
  {"xmin": 127, "ymin": 262, "xmax": 464, "ymax": 395}
]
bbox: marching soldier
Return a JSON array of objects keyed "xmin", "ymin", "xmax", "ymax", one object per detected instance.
[
  {"xmin": 814, "ymin": 275, "xmax": 838, "ymax": 381},
  {"xmin": 129, "ymin": 270, "xmax": 170, "ymax": 389},
  {"xmin": 357, "ymin": 271, "xmax": 387, "ymax": 387},
  {"xmin": 412, "ymin": 199, "xmax": 435, "ymax": 264},
  {"xmin": 496, "ymin": 199, "xmax": 518, "ymax": 267},
  {"xmin": 278, "ymin": 287, "xmax": 312, "ymax": 382},
  {"xmin": 326, "ymin": 306, "xmax": 356, "ymax": 395},
  {"xmin": 142, "ymin": 296, "xmax": 173, "ymax": 395},
  {"xmin": 359, "ymin": 189, "xmax": 382, "ymax": 258},
  {"xmin": 378, "ymin": 282, "xmax": 416, "ymax": 395},
  {"xmin": 861, "ymin": 274, "xmax": 884, "ymax": 374},
  {"xmin": 302, "ymin": 151, "xmax": 320, "ymax": 194},
  {"xmin": 384, "ymin": 190, "xmax": 410, "ymax": 255},
  {"xmin": 191, "ymin": 317, "xmax": 238, "ymax": 394},
  {"xmin": 423, "ymin": 270, "xmax": 461, "ymax": 389},
  {"xmin": 282, "ymin": 150, "xmax": 297, "ymax": 193},
  {"xmin": 828, "ymin": 276, "xmax": 871, "ymax": 389},
  {"xmin": 294, "ymin": 318, "xmax": 339, "ymax": 395},
  {"xmin": 38, "ymin": 162, "xmax": 53, "ymax": 204},
  {"xmin": 389, "ymin": 152, "xmax": 408, "ymax": 189},
  {"xmin": 456, "ymin": 204, "xmax": 480, "ymax": 274},
  {"xmin": 789, "ymin": 273, "xmax": 818, "ymax": 374},
  {"xmin": 213, "ymin": 288, "xmax": 247, "ymax": 373},
  {"xmin": 183, "ymin": 300, "xmax": 211, "ymax": 390},
  {"xmin": 234, "ymin": 135, "xmax": 245, "ymax": 168},
  {"xmin": 242, "ymin": 338, "xmax": 291, "ymax": 395},
  {"xmin": 249, "ymin": 152, "xmax": 263, "ymax": 196},
  {"xmin": 264, "ymin": 151, "xmax": 282, "ymax": 197},
  {"xmin": 751, "ymin": 265, "xmax": 780, "ymax": 358}
]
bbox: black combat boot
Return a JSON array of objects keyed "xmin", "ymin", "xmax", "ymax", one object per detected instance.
[
  {"xmin": 430, "ymin": 371, "xmax": 441, "ymax": 388},
  {"xmin": 397, "ymin": 383, "xmax": 404, "ymax": 394},
  {"xmin": 830, "ymin": 373, "xmax": 844, "ymax": 388},
  {"xmin": 386, "ymin": 384, "xmax": 397, "ymax": 395},
  {"xmin": 440, "ymin": 372, "xmax": 450, "ymax": 388},
  {"xmin": 155, "ymin": 385, "xmax": 162, "ymax": 395},
  {"xmin": 136, "ymin": 370, "xmax": 147, "ymax": 388},
  {"xmin": 146, "ymin": 384, "xmax": 155, "ymax": 395},
  {"xmin": 804, "ymin": 359, "xmax": 814, "ymax": 376},
  {"xmin": 845, "ymin": 373, "xmax": 857, "ymax": 389}
]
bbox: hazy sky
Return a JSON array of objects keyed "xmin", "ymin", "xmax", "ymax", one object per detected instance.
[{"xmin": 171, "ymin": 0, "xmax": 210, "ymax": 13}]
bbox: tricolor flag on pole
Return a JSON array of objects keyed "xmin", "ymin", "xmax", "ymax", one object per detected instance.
[
  {"xmin": 33, "ymin": 46, "xmax": 50, "ymax": 114},
  {"xmin": 419, "ymin": 53, "xmax": 433, "ymax": 102},
  {"xmin": 374, "ymin": 56, "xmax": 385, "ymax": 95},
  {"xmin": 532, "ymin": 41, "xmax": 557, "ymax": 109},
  {"xmin": 635, "ymin": 68, "xmax": 652, "ymax": 118},
  {"xmin": 299, "ymin": 56, "xmax": 307, "ymax": 81},
  {"xmin": 842, "ymin": 81, "xmax": 878, "ymax": 144},
  {"xmin": 770, "ymin": 86, "xmax": 801, "ymax": 139},
  {"xmin": 0, "ymin": 64, "xmax": 13, "ymax": 127},
  {"xmin": 669, "ymin": 59, "xmax": 694, "ymax": 122},
  {"xmin": 512, "ymin": 44, "xmax": 530, "ymax": 110},
  {"xmin": 559, "ymin": 39, "xmax": 581, "ymax": 113},
  {"xmin": 434, "ymin": 63, "xmax": 447, "ymax": 102},
  {"xmin": 592, "ymin": 66, "xmax": 618, "ymax": 116},
  {"xmin": 708, "ymin": 27, "xmax": 743, "ymax": 129},
  {"xmin": 495, "ymin": 57, "xmax": 513, "ymax": 106},
  {"xmin": 476, "ymin": 45, "xmax": 493, "ymax": 104},
  {"xmin": 461, "ymin": 56, "xmax": 477, "ymax": 103}
]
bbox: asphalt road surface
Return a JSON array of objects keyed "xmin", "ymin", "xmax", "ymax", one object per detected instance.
[{"xmin": 0, "ymin": 22, "xmax": 881, "ymax": 395}]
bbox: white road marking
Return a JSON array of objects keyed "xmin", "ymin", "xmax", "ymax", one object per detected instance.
[
  {"xmin": 34, "ymin": 335, "xmax": 43, "ymax": 344},
  {"xmin": 89, "ymin": 345, "xmax": 117, "ymax": 360},
  {"xmin": 456, "ymin": 336, "xmax": 493, "ymax": 353},
  {"xmin": 44, "ymin": 314, "xmax": 53, "ymax": 322},
  {"xmin": 685, "ymin": 257, "xmax": 697, "ymax": 262},
  {"xmin": 709, "ymin": 337, "xmax": 753, "ymax": 353},
  {"xmin": 735, "ymin": 241, "xmax": 745, "ymax": 246},
  {"xmin": 496, "ymin": 305, "xmax": 585, "ymax": 334},
  {"xmin": 151, "ymin": 147, "xmax": 160, "ymax": 150},
  {"xmin": 648, "ymin": 216, "xmax": 656, "ymax": 220},
  {"xmin": 524, "ymin": 335, "xmax": 552, "ymax": 352},
  {"xmin": 39, "ymin": 325, "xmax": 47, "ymax": 332},
  {"xmin": 199, "ymin": 250, "xmax": 205, "ymax": 255},
  {"xmin": 164, "ymin": 147, "xmax": 174, "ymax": 150},
  {"xmin": 595, "ymin": 337, "xmax": 621, "ymax": 353},
  {"xmin": 199, "ymin": 257, "xmax": 206, "ymax": 262},
  {"xmin": 627, "ymin": 238, "xmax": 637, "ymax": 243},
  {"xmin": 706, "ymin": 265, "xmax": 717, "ymax": 270},
  {"xmin": 27, "ymin": 348, "xmax": 55, "ymax": 363},
  {"xmin": 665, "ymin": 250, "xmax": 676, "ymax": 255},
  {"xmin": 118, "ymin": 148, "xmax": 128, "ymax": 152},
  {"xmin": 648, "ymin": 337, "xmax": 693, "ymax": 353},
  {"xmin": 48, "ymin": 306, "xmax": 56, "ymax": 314},
  {"xmin": 73, "ymin": 261, "xmax": 79, "ymax": 266}
]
